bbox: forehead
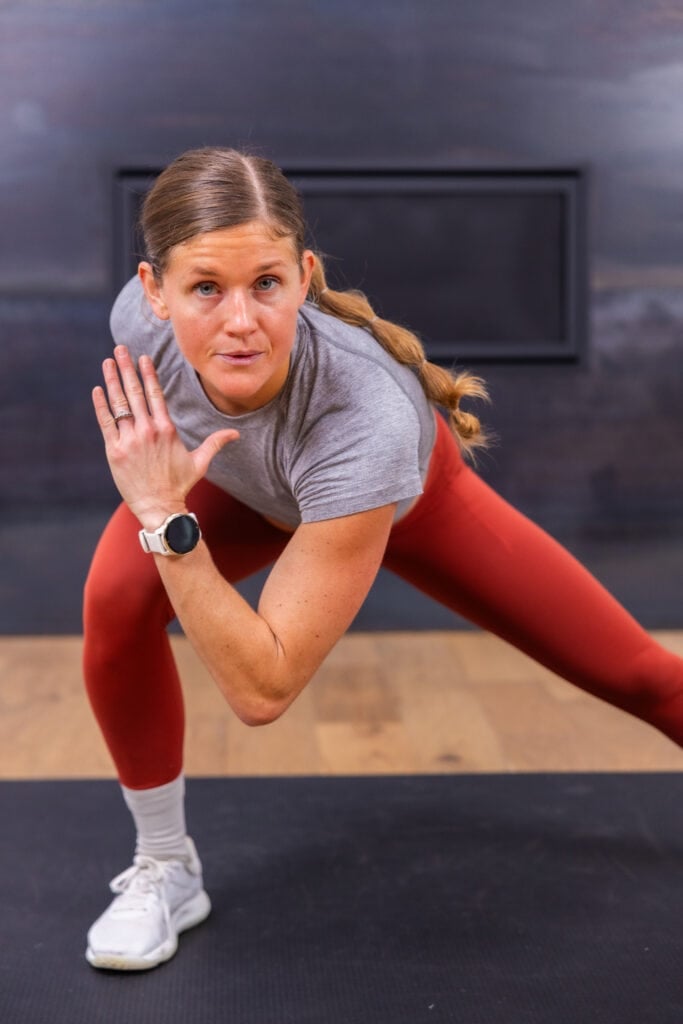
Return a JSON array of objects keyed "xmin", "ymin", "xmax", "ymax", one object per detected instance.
[{"xmin": 166, "ymin": 221, "xmax": 298, "ymax": 274}]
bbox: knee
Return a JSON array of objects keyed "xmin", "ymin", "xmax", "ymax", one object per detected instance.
[
  {"xmin": 627, "ymin": 645, "xmax": 683, "ymax": 745},
  {"xmin": 83, "ymin": 548, "xmax": 173, "ymax": 637},
  {"xmin": 82, "ymin": 559, "xmax": 174, "ymax": 694}
]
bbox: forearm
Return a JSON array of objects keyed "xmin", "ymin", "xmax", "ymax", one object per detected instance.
[
  {"xmin": 91, "ymin": 347, "xmax": 388, "ymax": 724},
  {"xmin": 154, "ymin": 541, "xmax": 298, "ymax": 725}
]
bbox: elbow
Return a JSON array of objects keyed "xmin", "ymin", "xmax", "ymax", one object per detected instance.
[
  {"xmin": 224, "ymin": 683, "xmax": 292, "ymax": 728},
  {"xmin": 213, "ymin": 646, "xmax": 300, "ymax": 726},
  {"xmin": 235, "ymin": 699, "xmax": 287, "ymax": 728}
]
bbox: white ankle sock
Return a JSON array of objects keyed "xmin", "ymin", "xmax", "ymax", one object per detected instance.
[{"xmin": 122, "ymin": 774, "xmax": 189, "ymax": 860}]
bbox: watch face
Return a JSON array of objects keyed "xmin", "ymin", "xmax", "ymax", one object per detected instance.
[{"xmin": 165, "ymin": 514, "xmax": 201, "ymax": 554}]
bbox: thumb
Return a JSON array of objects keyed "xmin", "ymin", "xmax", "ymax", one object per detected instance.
[{"xmin": 191, "ymin": 429, "xmax": 240, "ymax": 477}]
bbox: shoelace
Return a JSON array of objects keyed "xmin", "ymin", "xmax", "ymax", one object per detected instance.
[{"xmin": 108, "ymin": 856, "xmax": 173, "ymax": 913}]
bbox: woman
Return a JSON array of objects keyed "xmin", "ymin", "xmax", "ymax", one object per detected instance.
[{"xmin": 84, "ymin": 146, "xmax": 683, "ymax": 971}]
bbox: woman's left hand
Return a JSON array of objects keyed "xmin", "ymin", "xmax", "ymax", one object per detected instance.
[{"xmin": 92, "ymin": 345, "xmax": 239, "ymax": 530}]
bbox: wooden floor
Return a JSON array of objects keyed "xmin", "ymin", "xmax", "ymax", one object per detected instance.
[{"xmin": 2, "ymin": 631, "xmax": 683, "ymax": 779}]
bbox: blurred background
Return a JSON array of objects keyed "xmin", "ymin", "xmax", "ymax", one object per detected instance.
[{"xmin": 1, "ymin": 0, "xmax": 682, "ymax": 635}]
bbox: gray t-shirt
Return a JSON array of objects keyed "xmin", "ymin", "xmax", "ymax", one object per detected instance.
[{"xmin": 110, "ymin": 277, "xmax": 437, "ymax": 528}]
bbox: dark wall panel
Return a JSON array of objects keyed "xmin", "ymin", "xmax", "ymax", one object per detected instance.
[{"xmin": 1, "ymin": 0, "xmax": 681, "ymax": 631}]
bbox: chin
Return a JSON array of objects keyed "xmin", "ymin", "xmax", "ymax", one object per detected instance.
[{"xmin": 216, "ymin": 385, "xmax": 269, "ymax": 415}]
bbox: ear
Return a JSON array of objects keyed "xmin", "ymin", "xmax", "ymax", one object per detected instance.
[
  {"xmin": 138, "ymin": 261, "xmax": 171, "ymax": 321},
  {"xmin": 298, "ymin": 250, "xmax": 316, "ymax": 304}
]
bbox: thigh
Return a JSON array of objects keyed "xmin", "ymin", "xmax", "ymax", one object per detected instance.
[{"xmin": 383, "ymin": 417, "xmax": 662, "ymax": 705}]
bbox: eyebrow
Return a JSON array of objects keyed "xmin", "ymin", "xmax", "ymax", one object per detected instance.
[{"xmin": 187, "ymin": 260, "xmax": 289, "ymax": 277}]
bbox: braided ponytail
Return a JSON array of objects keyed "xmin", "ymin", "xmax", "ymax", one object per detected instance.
[
  {"xmin": 308, "ymin": 254, "xmax": 489, "ymax": 456},
  {"xmin": 141, "ymin": 147, "xmax": 488, "ymax": 455}
]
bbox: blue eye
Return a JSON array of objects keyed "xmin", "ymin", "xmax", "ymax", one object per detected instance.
[
  {"xmin": 195, "ymin": 282, "xmax": 216, "ymax": 297},
  {"xmin": 256, "ymin": 276, "xmax": 278, "ymax": 291}
]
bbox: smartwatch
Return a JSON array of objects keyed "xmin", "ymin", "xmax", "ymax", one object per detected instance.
[{"xmin": 139, "ymin": 512, "xmax": 201, "ymax": 556}]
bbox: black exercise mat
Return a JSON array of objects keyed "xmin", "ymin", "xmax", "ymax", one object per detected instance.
[{"xmin": 1, "ymin": 774, "xmax": 681, "ymax": 1023}]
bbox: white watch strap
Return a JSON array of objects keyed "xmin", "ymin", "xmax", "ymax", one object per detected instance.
[{"xmin": 138, "ymin": 523, "xmax": 170, "ymax": 555}]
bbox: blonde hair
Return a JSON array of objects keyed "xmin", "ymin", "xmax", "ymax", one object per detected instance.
[{"xmin": 142, "ymin": 146, "xmax": 489, "ymax": 455}]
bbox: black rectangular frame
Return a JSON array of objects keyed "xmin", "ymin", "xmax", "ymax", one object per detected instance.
[{"xmin": 113, "ymin": 166, "xmax": 588, "ymax": 364}]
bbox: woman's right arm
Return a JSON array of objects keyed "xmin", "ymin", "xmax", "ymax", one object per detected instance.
[
  {"xmin": 151, "ymin": 504, "xmax": 395, "ymax": 724},
  {"xmin": 93, "ymin": 344, "xmax": 395, "ymax": 725}
]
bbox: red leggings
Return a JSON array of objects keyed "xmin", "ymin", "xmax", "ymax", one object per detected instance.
[{"xmin": 83, "ymin": 414, "xmax": 683, "ymax": 788}]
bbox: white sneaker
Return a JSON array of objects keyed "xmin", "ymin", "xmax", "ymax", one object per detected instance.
[{"xmin": 86, "ymin": 837, "xmax": 211, "ymax": 970}]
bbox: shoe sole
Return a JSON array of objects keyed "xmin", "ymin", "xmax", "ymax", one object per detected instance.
[{"xmin": 85, "ymin": 889, "xmax": 212, "ymax": 971}]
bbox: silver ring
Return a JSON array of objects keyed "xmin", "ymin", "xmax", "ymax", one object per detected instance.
[{"xmin": 113, "ymin": 409, "xmax": 134, "ymax": 423}]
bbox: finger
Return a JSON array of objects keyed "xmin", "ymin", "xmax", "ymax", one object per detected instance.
[
  {"xmin": 138, "ymin": 353, "xmax": 171, "ymax": 421},
  {"xmin": 112, "ymin": 345, "xmax": 150, "ymax": 419},
  {"xmin": 191, "ymin": 429, "xmax": 240, "ymax": 477},
  {"xmin": 101, "ymin": 353, "xmax": 136, "ymax": 423},
  {"xmin": 92, "ymin": 385, "xmax": 120, "ymax": 438}
]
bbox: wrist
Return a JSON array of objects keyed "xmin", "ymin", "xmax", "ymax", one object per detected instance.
[
  {"xmin": 134, "ymin": 504, "xmax": 190, "ymax": 533},
  {"xmin": 139, "ymin": 511, "xmax": 201, "ymax": 557}
]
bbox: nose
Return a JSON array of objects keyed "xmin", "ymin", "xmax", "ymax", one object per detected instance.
[{"xmin": 221, "ymin": 289, "xmax": 257, "ymax": 336}]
